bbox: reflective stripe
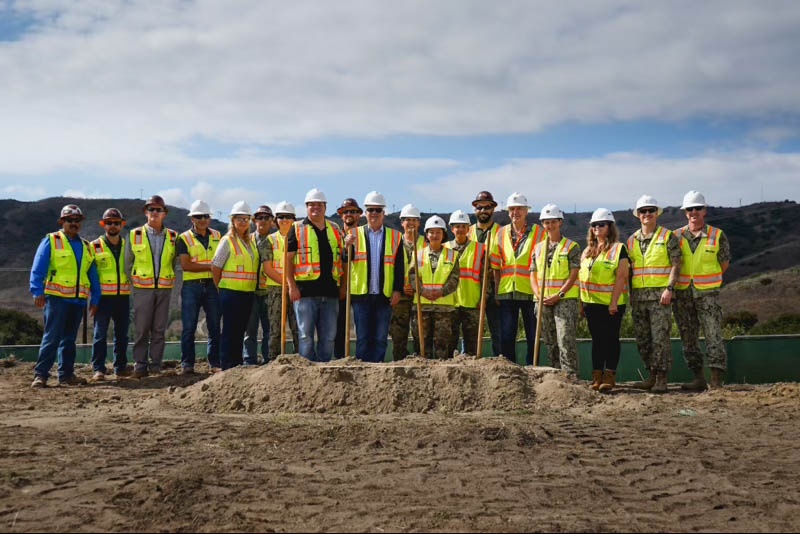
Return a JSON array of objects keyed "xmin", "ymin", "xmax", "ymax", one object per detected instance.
[
  {"xmin": 579, "ymin": 242, "xmax": 629, "ymax": 305},
  {"xmin": 627, "ymin": 226, "xmax": 673, "ymax": 289},
  {"xmin": 414, "ymin": 247, "xmax": 457, "ymax": 307}
]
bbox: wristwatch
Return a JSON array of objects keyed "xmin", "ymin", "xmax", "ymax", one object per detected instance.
[
  {"xmin": 558, "ymin": 290, "xmax": 566, "ymax": 298},
  {"xmin": 666, "ymin": 285, "xmax": 674, "ymax": 292}
]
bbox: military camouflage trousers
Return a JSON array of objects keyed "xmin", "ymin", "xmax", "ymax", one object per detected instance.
[
  {"xmin": 266, "ymin": 286, "xmax": 299, "ymax": 360},
  {"xmin": 389, "ymin": 297, "xmax": 413, "ymax": 360},
  {"xmin": 451, "ymin": 307, "xmax": 480, "ymax": 356},
  {"xmin": 672, "ymin": 290, "xmax": 727, "ymax": 371},
  {"xmin": 536, "ymin": 298, "xmax": 579, "ymax": 375},
  {"xmin": 631, "ymin": 297, "xmax": 674, "ymax": 372},
  {"xmin": 411, "ymin": 308, "xmax": 457, "ymax": 360}
]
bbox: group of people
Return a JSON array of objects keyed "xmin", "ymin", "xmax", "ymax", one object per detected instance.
[{"xmin": 29, "ymin": 188, "xmax": 730, "ymax": 395}]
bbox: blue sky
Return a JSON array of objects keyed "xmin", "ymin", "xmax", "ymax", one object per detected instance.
[{"xmin": 1, "ymin": 0, "xmax": 799, "ymax": 218}]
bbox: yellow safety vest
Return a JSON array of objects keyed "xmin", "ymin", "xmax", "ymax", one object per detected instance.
[
  {"xmin": 349, "ymin": 226, "xmax": 403, "ymax": 298},
  {"xmin": 627, "ymin": 226, "xmax": 673, "ymax": 289},
  {"xmin": 446, "ymin": 239, "xmax": 484, "ymax": 308},
  {"xmin": 179, "ymin": 229, "xmax": 221, "ymax": 281},
  {"xmin": 533, "ymin": 237, "xmax": 580, "ymax": 299},
  {"xmin": 579, "ymin": 243, "xmax": 629, "ymax": 306},
  {"xmin": 251, "ymin": 233, "xmax": 270, "ymax": 290},
  {"xmin": 44, "ymin": 231, "xmax": 93, "ymax": 299},
  {"xmin": 293, "ymin": 221, "xmax": 342, "ymax": 283},
  {"xmin": 130, "ymin": 226, "xmax": 178, "ymax": 289},
  {"xmin": 674, "ymin": 225, "xmax": 724, "ymax": 291},
  {"xmin": 266, "ymin": 233, "xmax": 288, "ymax": 287},
  {"xmin": 91, "ymin": 236, "xmax": 131, "ymax": 296},
  {"xmin": 468, "ymin": 222, "xmax": 500, "ymax": 246},
  {"xmin": 413, "ymin": 246, "xmax": 458, "ymax": 307},
  {"xmin": 218, "ymin": 234, "xmax": 258, "ymax": 292},
  {"xmin": 493, "ymin": 224, "xmax": 544, "ymax": 295}
]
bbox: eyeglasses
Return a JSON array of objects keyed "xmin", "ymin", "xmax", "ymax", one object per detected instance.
[
  {"xmin": 276, "ymin": 215, "xmax": 295, "ymax": 221},
  {"xmin": 104, "ymin": 220, "xmax": 122, "ymax": 226},
  {"xmin": 637, "ymin": 207, "xmax": 657, "ymax": 215},
  {"xmin": 146, "ymin": 207, "xmax": 165, "ymax": 213},
  {"xmin": 685, "ymin": 206, "xmax": 704, "ymax": 212},
  {"xmin": 253, "ymin": 215, "xmax": 273, "ymax": 221},
  {"xmin": 64, "ymin": 217, "xmax": 82, "ymax": 224},
  {"xmin": 590, "ymin": 222, "xmax": 609, "ymax": 228},
  {"xmin": 474, "ymin": 205, "xmax": 494, "ymax": 212},
  {"xmin": 366, "ymin": 207, "xmax": 383, "ymax": 214},
  {"xmin": 192, "ymin": 214, "xmax": 210, "ymax": 220},
  {"xmin": 233, "ymin": 216, "xmax": 250, "ymax": 223},
  {"xmin": 341, "ymin": 209, "xmax": 361, "ymax": 215}
]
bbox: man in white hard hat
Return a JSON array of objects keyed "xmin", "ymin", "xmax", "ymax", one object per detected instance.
[
  {"xmin": 285, "ymin": 188, "xmax": 343, "ymax": 362},
  {"xmin": 389, "ymin": 203, "xmax": 425, "ymax": 360},
  {"xmin": 262, "ymin": 202, "xmax": 300, "ymax": 360},
  {"xmin": 673, "ymin": 191, "xmax": 731, "ymax": 390},
  {"xmin": 334, "ymin": 197, "xmax": 363, "ymax": 359},
  {"xmin": 529, "ymin": 204, "xmax": 581, "ymax": 375},
  {"xmin": 470, "ymin": 191, "xmax": 502, "ymax": 356},
  {"xmin": 30, "ymin": 204, "xmax": 101, "ymax": 388},
  {"xmin": 446, "ymin": 209, "xmax": 485, "ymax": 356},
  {"xmin": 627, "ymin": 194, "xmax": 682, "ymax": 393},
  {"xmin": 243, "ymin": 204, "xmax": 275, "ymax": 366},
  {"xmin": 176, "ymin": 200, "xmax": 222, "ymax": 374},
  {"xmin": 491, "ymin": 193, "xmax": 545, "ymax": 365},
  {"xmin": 124, "ymin": 195, "xmax": 179, "ymax": 378},
  {"xmin": 343, "ymin": 191, "xmax": 404, "ymax": 363}
]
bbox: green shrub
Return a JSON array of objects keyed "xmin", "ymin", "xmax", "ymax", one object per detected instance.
[
  {"xmin": 0, "ymin": 309, "xmax": 43, "ymax": 345},
  {"xmin": 723, "ymin": 310, "xmax": 758, "ymax": 331},
  {"xmin": 749, "ymin": 314, "xmax": 800, "ymax": 335}
]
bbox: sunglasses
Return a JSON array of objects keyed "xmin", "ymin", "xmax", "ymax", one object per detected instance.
[
  {"xmin": 104, "ymin": 220, "xmax": 122, "ymax": 226},
  {"xmin": 637, "ymin": 207, "xmax": 657, "ymax": 215},
  {"xmin": 365, "ymin": 207, "xmax": 383, "ymax": 214},
  {"xmin": 685, "ymin": 206, "xmax": 704, "ymax": 212},
  {"xmin": 276, "ymin": 215, "xmax": 295, "ymax": 221},
  {"xmin": 474, "ymin": 205, "xmax": 494, "ymax": 212},
  {"xmin": 64, "ymin": 217, "xmax": 82, "ymax": 224},
  {"xmin": 253, "ymin": 215, "xmax": 273, "ymax": 221},
  {"xmin": 341, "ymin": 209, "xmax": 361, "ymax": 215},
  {"xmin": 192, "ymin": 214, "xmax": 210, "ymax": 220},
  {"xmin": 146, "ymin": 207, "xmax": 165, "ymax": 213},
  {"xmin": 233, "ymin": 216, "xmax": 250, "ymax": 223},
  {"xmin": 590, "ymin": 222, "xmax": 609, "ymax": 228}
]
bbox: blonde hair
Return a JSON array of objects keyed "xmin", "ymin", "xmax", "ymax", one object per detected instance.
[
  {"xmin": 228, "ymin": 217, "xmax": 252, "ymax": 240},
  {"xmin": 583, "ymin": 222, "xmax": 619, "ymax": 259}
]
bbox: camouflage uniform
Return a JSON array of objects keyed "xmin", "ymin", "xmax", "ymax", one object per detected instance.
[
  {"xmin": 531, "ymin": 240, "xmax": 581, "ymax": 374},
  {"xmin": 446, "ymin": 238, "xmax": 484, "ymax": 356},
  {"xmin": 261, "ymin": 237, "xmax": 299, "ymax": 359},
  {"xmin": 672, "ymin": 229, "xmax": 731, "ymax": 371},
  {"xmin": 630, "ymin": 230, "xmax": 682, "ymax": 373},
  {"xmin": 409, "ymin": 247, "xmax": 461, "ymax": 360},
  {"xmin": 389, "ymin": 237, "xmax": 418, "ymax": 360}
]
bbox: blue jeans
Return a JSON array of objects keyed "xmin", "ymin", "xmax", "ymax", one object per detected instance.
[
  {"xmin": 34, "ymin": 296, "xmax": 85, "ymax": 381},
  {"xmin": 294, "ymin": 296, "xmax": 338, "ymax": 362},
  {"xmin": 351, "ymin": 295, "xmax": 393, "ymax": 363},
  {"xmin": 219, "ymin": 289, "xmax": 254, "ymax": 370},
  {"xmin": 243, "ymin": 293, "xmax": 269, "ymax": 364},
  {"xmin": 91, "ymin": 295, "xmax": 130, "ymax": 374},
  {"xmin": 181, "ymin": 280, "xmax": 220, "ymax": 369},
  {"xmin": 499, "ymin": 299, "xmax": 537, "ymax": 365}
]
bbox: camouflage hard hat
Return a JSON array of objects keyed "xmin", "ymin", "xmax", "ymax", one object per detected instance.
[
  {"xmin": 143, "ymin": 195, "xmax": 167, "ymax": 212},
  {"xmin": 58, "ymin": 204, "xmax": 85, "ymax": 222},
  {"xmin": 337, "ymin": 197, "xmax": 363, "ymax": 215},
  {"xmin": 471, "ymin": 191, "xmax": 497, "ymax": 208}
]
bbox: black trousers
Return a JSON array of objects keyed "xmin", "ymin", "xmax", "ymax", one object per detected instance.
[{"xmin": 584, "ymin": 303, "xmax": 626, "ymax": 371}]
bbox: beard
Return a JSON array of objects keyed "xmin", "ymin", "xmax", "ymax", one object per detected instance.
[{"xmin": 476, "ymin": 212, "xmax": 492, "ymax": 224}]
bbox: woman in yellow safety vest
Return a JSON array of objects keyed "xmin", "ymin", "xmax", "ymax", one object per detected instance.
[
  {"xmin": 212, "ymin": 201, "xmax": 259, "ymax": 370},
  {"xmin": 578, "ymin": 208, "xmax": 629, "ymax": 393}
]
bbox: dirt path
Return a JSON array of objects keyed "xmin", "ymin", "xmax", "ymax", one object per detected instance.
[{"xmin": 0, "ymin": 357, "xmax": 798, "ymax": 532}]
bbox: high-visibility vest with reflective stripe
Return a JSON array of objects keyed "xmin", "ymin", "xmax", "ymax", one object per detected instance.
[
  {"xmin": 446, "ymin": 239, "xmax": 484, "ymax": 308},
  {"xmin": 293, "ymin": 221, "xmax": 342, "ymax": 283},
  {"xmin": 218, "ymin": 234, "xmax": 258, "ymax": 291},
  {"xmin": 130, "ymin": 226, "xmax": 178, "ymax": 289},
  {"xmin": 533, "ymin": 237, "xmax": 580, "ymax": 299},
  {"xmin": 250, "ymin": 233, "xmax": 270, "ymax": 290},
  {"xmin": 44, "ymin": 231, "xmax": 93, "ymax": 299},
  {"xmin": 413, "ymin": 246, "xmax": 458, "ymax": 307},
  {"xmin": 265, "ymin": 232, "xmax": 287, "ymax": 287},
  {"xmin": 579, "ymin": 243, "xmax": 629, "ymax": 306},
  {"xmin": 493, "ymin": 224, "xmax": 544, "ymax": 295},
  {"xmin": 91, "ymin": 236, "xmax": 130, "ymax": 296},
  {"xmin": 349, "ymin": 226, "xmax": 403, "ymax": 298},
  {"xmin": 470, "ymin": 222, "xmax": 500, "ymax": 269},
  {"xmin": 674, "ymin": 225, "xmax": 724, "ymax": 291},
  {"xmin": 179, "ymin": 229, "xmax": 220, "ymax": 281},
  {"xmin": 627, "ymin": 226, "xmax": 673, "ymax": 289}
]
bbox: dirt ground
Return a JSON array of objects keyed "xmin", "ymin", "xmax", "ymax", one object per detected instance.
[{"xmin": 1, "ymin": 355, "xmax": 799, "ymax": 533}]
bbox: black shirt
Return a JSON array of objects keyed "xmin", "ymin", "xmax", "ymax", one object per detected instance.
[{"xmin": 286, "ymin": 218, "xmax": 339, "ymax": 298}]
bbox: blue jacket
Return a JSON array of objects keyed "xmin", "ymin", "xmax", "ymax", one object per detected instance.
[{"xmin": 30, "ymin": 233, "xmax": 101, "ymax": 306}]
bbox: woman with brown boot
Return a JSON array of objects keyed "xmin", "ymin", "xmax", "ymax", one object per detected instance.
[{"xmin": 579, "ymin": 209, "xmax": 629, "ymax": 393}]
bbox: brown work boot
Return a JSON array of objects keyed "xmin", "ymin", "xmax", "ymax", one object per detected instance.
[
  {"xmin": 598, "ymin": 370, "xmax": 616, "ymax": 394},
  {"xmin": 709, "ymin": 368, "xmax": 724, "ymax": 389},
  {"xmin": 632, "ymin": 369, "xmax": 656, "ymax": 390},
  {"xmin": 681, "ymin": 369, "xmax": 708, "ymax": 391},
  {"xmin": 651, "ymin": 371, "xmax": 668, "ymax": 394},
  {"xmin": 590, "ymin": 370, "xmax": 603, "ymax": 391},
  {"xmin": 31, "ymin": 376, "xmax": 47, "ymax": 388}
]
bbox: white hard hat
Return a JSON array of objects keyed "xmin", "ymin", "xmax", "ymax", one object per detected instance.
[
  {"xmin": 400, "ymin": 203, "xmax": 421, "ymax": 219},
  {"xmin": 506, "ymin": 192, "xmax": 529, "ymax": 209},
  {"xmin": 681, "ymin": 190, "xmax": 707, "ymax": 210},
  {"xmin": 590, "ymin": 208, "xmax": 615, "ymax": 224},
  {"xmin": 424, "ymin": 215, "xmax": 447, "ymax": 231},
  {"xmin": 274, "ymin": 201, "xmax": 296, "ymax": 216},
  {"xmin": 304, "ymin": 188, "xmax": 327, "ymax": 203},
  {"xmin": 539, "ymin": 203, "xmax": 564, "ymax": 220},
  {"xmin": 230, "ymin": 201, "xmax": 252, "ymax": 217},
  {"xmin": 363, "ymin": 190, "xmax": 387, "ymax": 207},
  {"xmin": 449, "ymin": 209, "xmax": 470, "ymax": 225},
  {"xmin": 633, "ymin": 194, "xmax": 663, "ymax": 216},
  {"xmin": 188, "ymin": 200, "xmax": 212, "ymax": 217}
]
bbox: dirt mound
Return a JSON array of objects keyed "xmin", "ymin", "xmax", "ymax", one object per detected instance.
[{"xmin": 169, "ymin": 354, "xmax": 598, "ymax": 414}]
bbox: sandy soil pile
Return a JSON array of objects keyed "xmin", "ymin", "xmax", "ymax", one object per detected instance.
[{"xmin": 169, "ymin": 354, "xmax": 599, "ymax": 414}]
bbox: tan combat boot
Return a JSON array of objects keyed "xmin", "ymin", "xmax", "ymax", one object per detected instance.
[
  {"xmin": 650, "ymin": 371, "xmax": 668, "ymax": 394},
  {"xmin": 598, "ymin": 370, "xmax": 616, "ymax": 394},
  {"xmin": 709, "ymin": 368, "xmax": 724, "ymax": 389},
  {"xmin": 590, "ymin": 370, "xmax": 603, "ymax": 391},
  {"xmin": 632, "ymin": 368, "xmax": 656, "ymax": 390},
  {"xmin": 680, "ymin": 368, "xmax": 707, "ymax": 391}
]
